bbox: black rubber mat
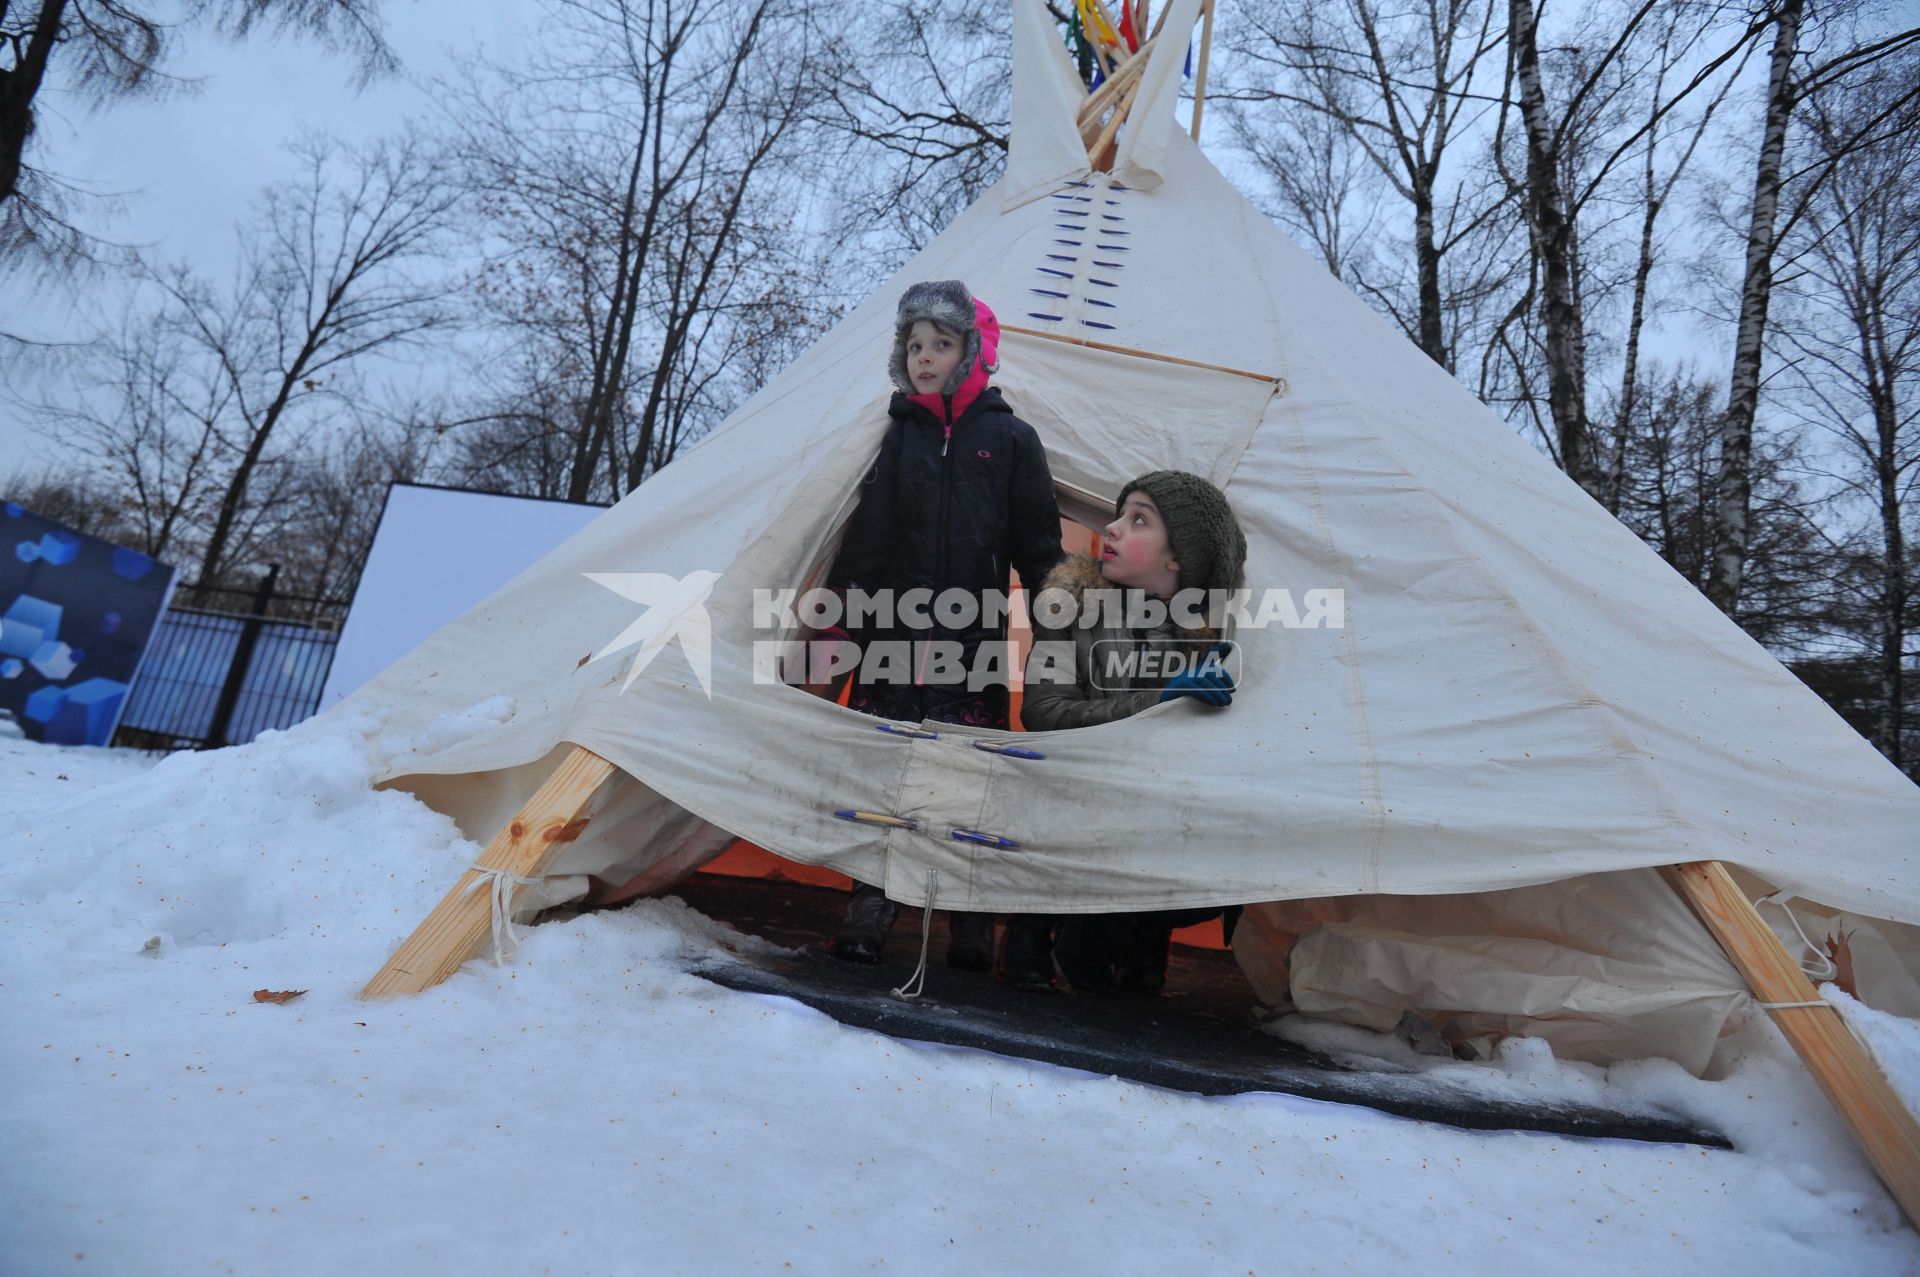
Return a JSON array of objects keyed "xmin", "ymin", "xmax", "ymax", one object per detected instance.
[{"xmin": 665, "ymin": 873, "xmax": 1731, "ymax": 1148}]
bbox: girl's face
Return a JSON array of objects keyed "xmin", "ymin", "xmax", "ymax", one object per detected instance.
[
  {"xmin": 1101, "ymin": 493, "xmax": 1180, "ymax": 597},
  {"xmin": 905, "ymin": 320, "xmax": 964, "ymax": 393}
]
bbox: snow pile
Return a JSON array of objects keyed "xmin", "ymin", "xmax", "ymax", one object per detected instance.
[
  {"xmin": 5, "ymin": 716, "xmax": 468, "ymax": 959},
  {"xmin": 3, "ymin": 723, "xmax": 1918, "ymax": 1274},
  {"xmin": 380, "ymin": 693, "xmax": 517, "ymax": 764}
]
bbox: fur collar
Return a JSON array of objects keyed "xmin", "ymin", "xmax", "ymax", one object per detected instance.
[
  {"xmin": 1039, "ymin": 553, "xmax": 1108, "ymax": 597},
  {"xmin": 1036, "ymin": 554, "xmax": 1218, "ymax": 640}
]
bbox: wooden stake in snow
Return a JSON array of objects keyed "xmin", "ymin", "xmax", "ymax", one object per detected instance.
[
  {"xmin": 360, "ymin": 746, "xmax": 617, "ymax": 999},
  {"xmin": 1666, "ymin": 860, "xmax": 1920, "ymax": 1227}
]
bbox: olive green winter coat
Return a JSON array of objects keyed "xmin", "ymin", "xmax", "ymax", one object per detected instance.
[{"xmin": 1019, "ymin": 555, "xmax": 1218, "ymax": 733}]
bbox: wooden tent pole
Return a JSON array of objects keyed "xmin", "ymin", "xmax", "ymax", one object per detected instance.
[
  {"xmin": 1665, "ymin": 860, "xmax": 1920, "ymax": 1226},
  {"xmin": 1078, "ymin": 36, "xmax": 1157, "ymax": 142},
  {"xmin": 1190, "ymin": 0, "xmax": 1217, "ymax": 142},
  {"xmin": 360, "ymin": 745, "xmax": 618, "ymax": 999},
  {"xmin": 1088, "ymin": 0, "xmax": 1120, "ymax": 80},
  {"xmin": 1077, "ymin": 0, "xmax": 1184, "ymax": 154},
  {"xmin": 1089, "ymin": 70, "xmax": 1146, "ymax": 171},
  {"xmin": 1001, "ymin": 322, "xmax": 1280, "ymax": 383}
]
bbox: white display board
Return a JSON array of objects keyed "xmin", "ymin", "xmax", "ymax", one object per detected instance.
[{"xmin": 319, "ymin": 484, "xmax": 605, "ymax": 712}]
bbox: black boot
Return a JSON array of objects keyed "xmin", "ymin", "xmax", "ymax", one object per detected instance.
[
  {"xmin": 996, "ymin": 913, "xmax": 1056, "ymax": 991},
  {"xmin": 1053, "ymin": 915, "xmax": 1121, "ymax": 994},
  {"xmin": 829, "ymin": 883, "xmax": 899, "ymax": 964},
  {"xmin": 946, "ymin": 912, "xmax": 995, "ymax": 971},
  {"xmin": 1114, "ymin": 915, "xmax": 1173, "ymax": 994}
]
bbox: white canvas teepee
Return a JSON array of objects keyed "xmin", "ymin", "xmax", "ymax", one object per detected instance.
[{"xmin": 345, "ymin": 0, "xmax": 1920, "ymax": 1079}]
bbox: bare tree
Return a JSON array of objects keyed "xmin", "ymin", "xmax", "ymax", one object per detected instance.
[
  {"xmin": 0, "ymin": 0, "xmax": 393, "ymax": 274},
  {"xmin": 1499, "ymin": 0, "xmax": 1769, "ymax": 501},
  {"xmin": 442, "ymin": 366, "xmax": 589, "ymax": 502},
  {"xmin": 620, "ymin": 40, "xmax": 820, "ymax": 492},
  {"xmin": 1706, "ymin": 3, "xmax": 1920, "ymax": 612},
  {"xmin": 136, "ymin": 132, "xmax": 458, "ymax": 584},
  {"xmin": 1768, "ymin": 55, "xmax": 1920, "ymax": 764},
  {"xmin": 811, "ymin": 6, "xmax": 1012, "ymax": 262},
  {"xmin": 444, "ymin": 0, "xmax": 825, "ymax": 503},
  {"xmin": 1219, "ymin": 0, "xmax": 1740, "ymax": 483},
  {"xmin": 1608, "ymin": 364, "xmax": 1837, "ymax": 649},
  {"xmin": 5, "ymin": 464, "xmax": 138, "ymax": 542},
  {"xmin": 273, "ymin": 412, "xmax": 436, "ymax": 603},
  {"xmin": 1224, "ymin": 74, "xmax": 1379, "ymax": 284},
  {"xmin": 34, "ymin": 312, "xmax": 227, "ymax": 561},
  {"xmin": 1224, "ymin": 0, "xmax": 1510, "ymax": 369},
  {"xmin": 1601, "ymin": 4, "xmax": 1754, "ymax": 512}
]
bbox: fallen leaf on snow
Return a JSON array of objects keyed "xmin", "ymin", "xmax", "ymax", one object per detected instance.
[{"xmin": 252, "ymin": 989, "xmax": 307, "ymax": 1004}]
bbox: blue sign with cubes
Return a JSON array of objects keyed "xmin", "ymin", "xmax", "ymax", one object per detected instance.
[{"xmin": 0, "ymin": 502, "xmax": 177, "ymax": 746}]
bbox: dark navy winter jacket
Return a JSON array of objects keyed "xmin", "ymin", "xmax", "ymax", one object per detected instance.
[{"xmin": 826, "ymin": 385, "xmax": 1064, "ymax": 722}]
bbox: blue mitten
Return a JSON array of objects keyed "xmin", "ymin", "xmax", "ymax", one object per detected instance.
[{"xmin": 1158, "ymin": 649, "xmax": 1234, "ymax": 707}]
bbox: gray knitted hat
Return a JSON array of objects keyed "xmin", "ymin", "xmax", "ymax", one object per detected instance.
[
  {"xmin": 1116, "ymin": 470, "xmax": 1247, "ymax": 598},
  {"xmin": 889, "ymin": 280, "xmax": 986, "ymax": 396}
]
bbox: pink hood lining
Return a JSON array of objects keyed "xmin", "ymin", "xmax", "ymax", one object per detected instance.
[{"xmin": 906, "ymin": 296, "xmax": 1000, "ymax": 425}]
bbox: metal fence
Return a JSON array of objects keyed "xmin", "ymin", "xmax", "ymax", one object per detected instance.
[{"xmin": 115, "ymin": 567, "xmax": 347, "ymax": 751}]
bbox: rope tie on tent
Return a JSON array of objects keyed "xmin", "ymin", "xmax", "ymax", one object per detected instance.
[
  {"xmin": 1755, "ymin": 889, "xmax": 1840, "ymax": 983},
  {"xmin": 463, "ymin": 865, "xmax": 543, "ymax": 965},
  {"xmin": 890, "ymin": 871, "xmax": 939, "ymax": 1001},
  {"xmin": 1747, "ymin": 890, "xmax": 1842, "ymax": 1009}
]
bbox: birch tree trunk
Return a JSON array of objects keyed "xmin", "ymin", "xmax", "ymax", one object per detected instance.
[
  {"xmin": 1707, "ymin": 0, "xmax": 1804, "ymax": 614},
  {"xmin": 1873, "ymin": 379, "xmax": 1907, "ymax": 766},
  {"xmin": 1509, "ymin": 0, "xmax": 1601, "ymax": 501},
  {"xmin": 1772, "ymin": 60, "xmax": 1920, "ymax": 767}
]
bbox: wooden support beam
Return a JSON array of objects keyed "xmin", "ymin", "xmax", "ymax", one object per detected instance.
[
  {"xmin": 360, "ymin": 746, "xmax": 618, "ymax": 999},
  {"xmin": 1666, "ymin": 860, "xmax": 1920, "ymax": 1228},
  {"xmin": 1190, "ymin": 0, "xmax": 1217, "ymax": 142},
  {"xmin": 1002, "ymin": 322, "xmax": 1283, "ymax": 384}
]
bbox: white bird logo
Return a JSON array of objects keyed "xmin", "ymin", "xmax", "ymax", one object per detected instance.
[{"xmin": 583, "ymin": 570, "xmax": 722, "ymax": 697}]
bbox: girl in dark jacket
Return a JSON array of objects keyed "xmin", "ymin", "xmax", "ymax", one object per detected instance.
[{"xmin": 825, "ymin": 280, "xmax": 1066, "ymax": 968}]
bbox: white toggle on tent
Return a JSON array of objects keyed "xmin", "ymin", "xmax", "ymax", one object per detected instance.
[{"xmin": 341, "ymin": 0, "xmax": 1920, "ymax": 1213}]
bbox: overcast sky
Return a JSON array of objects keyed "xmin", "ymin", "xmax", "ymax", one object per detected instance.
[
  {"xmin": 1, "ymin": 0, "xmax": 534, "ymax": 481},
  {"xmin": 3, "ymin": 2, "xmax": 1723, "ymax": 489}
]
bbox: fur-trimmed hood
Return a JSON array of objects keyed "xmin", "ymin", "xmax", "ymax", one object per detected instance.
[
  {"xmin": 1019, "ymin": 553, "xmax": 1221, "ymax": 732},
  {"xmin": 888, "ymin": 282, "xmax": 1001, "ymax": 424},
  {"xmin": 1038, "ymin": 552, "xmax": 1109, "ymax": 599},
  {"xmin": 1034, "ymin": 554, "xmax": 1218, "ymax": 642}
]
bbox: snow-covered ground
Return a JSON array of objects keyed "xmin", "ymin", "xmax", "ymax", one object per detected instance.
[{"xmin": 4, "ymin": 721, "xmax": 1917, "ymax": 1274}]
